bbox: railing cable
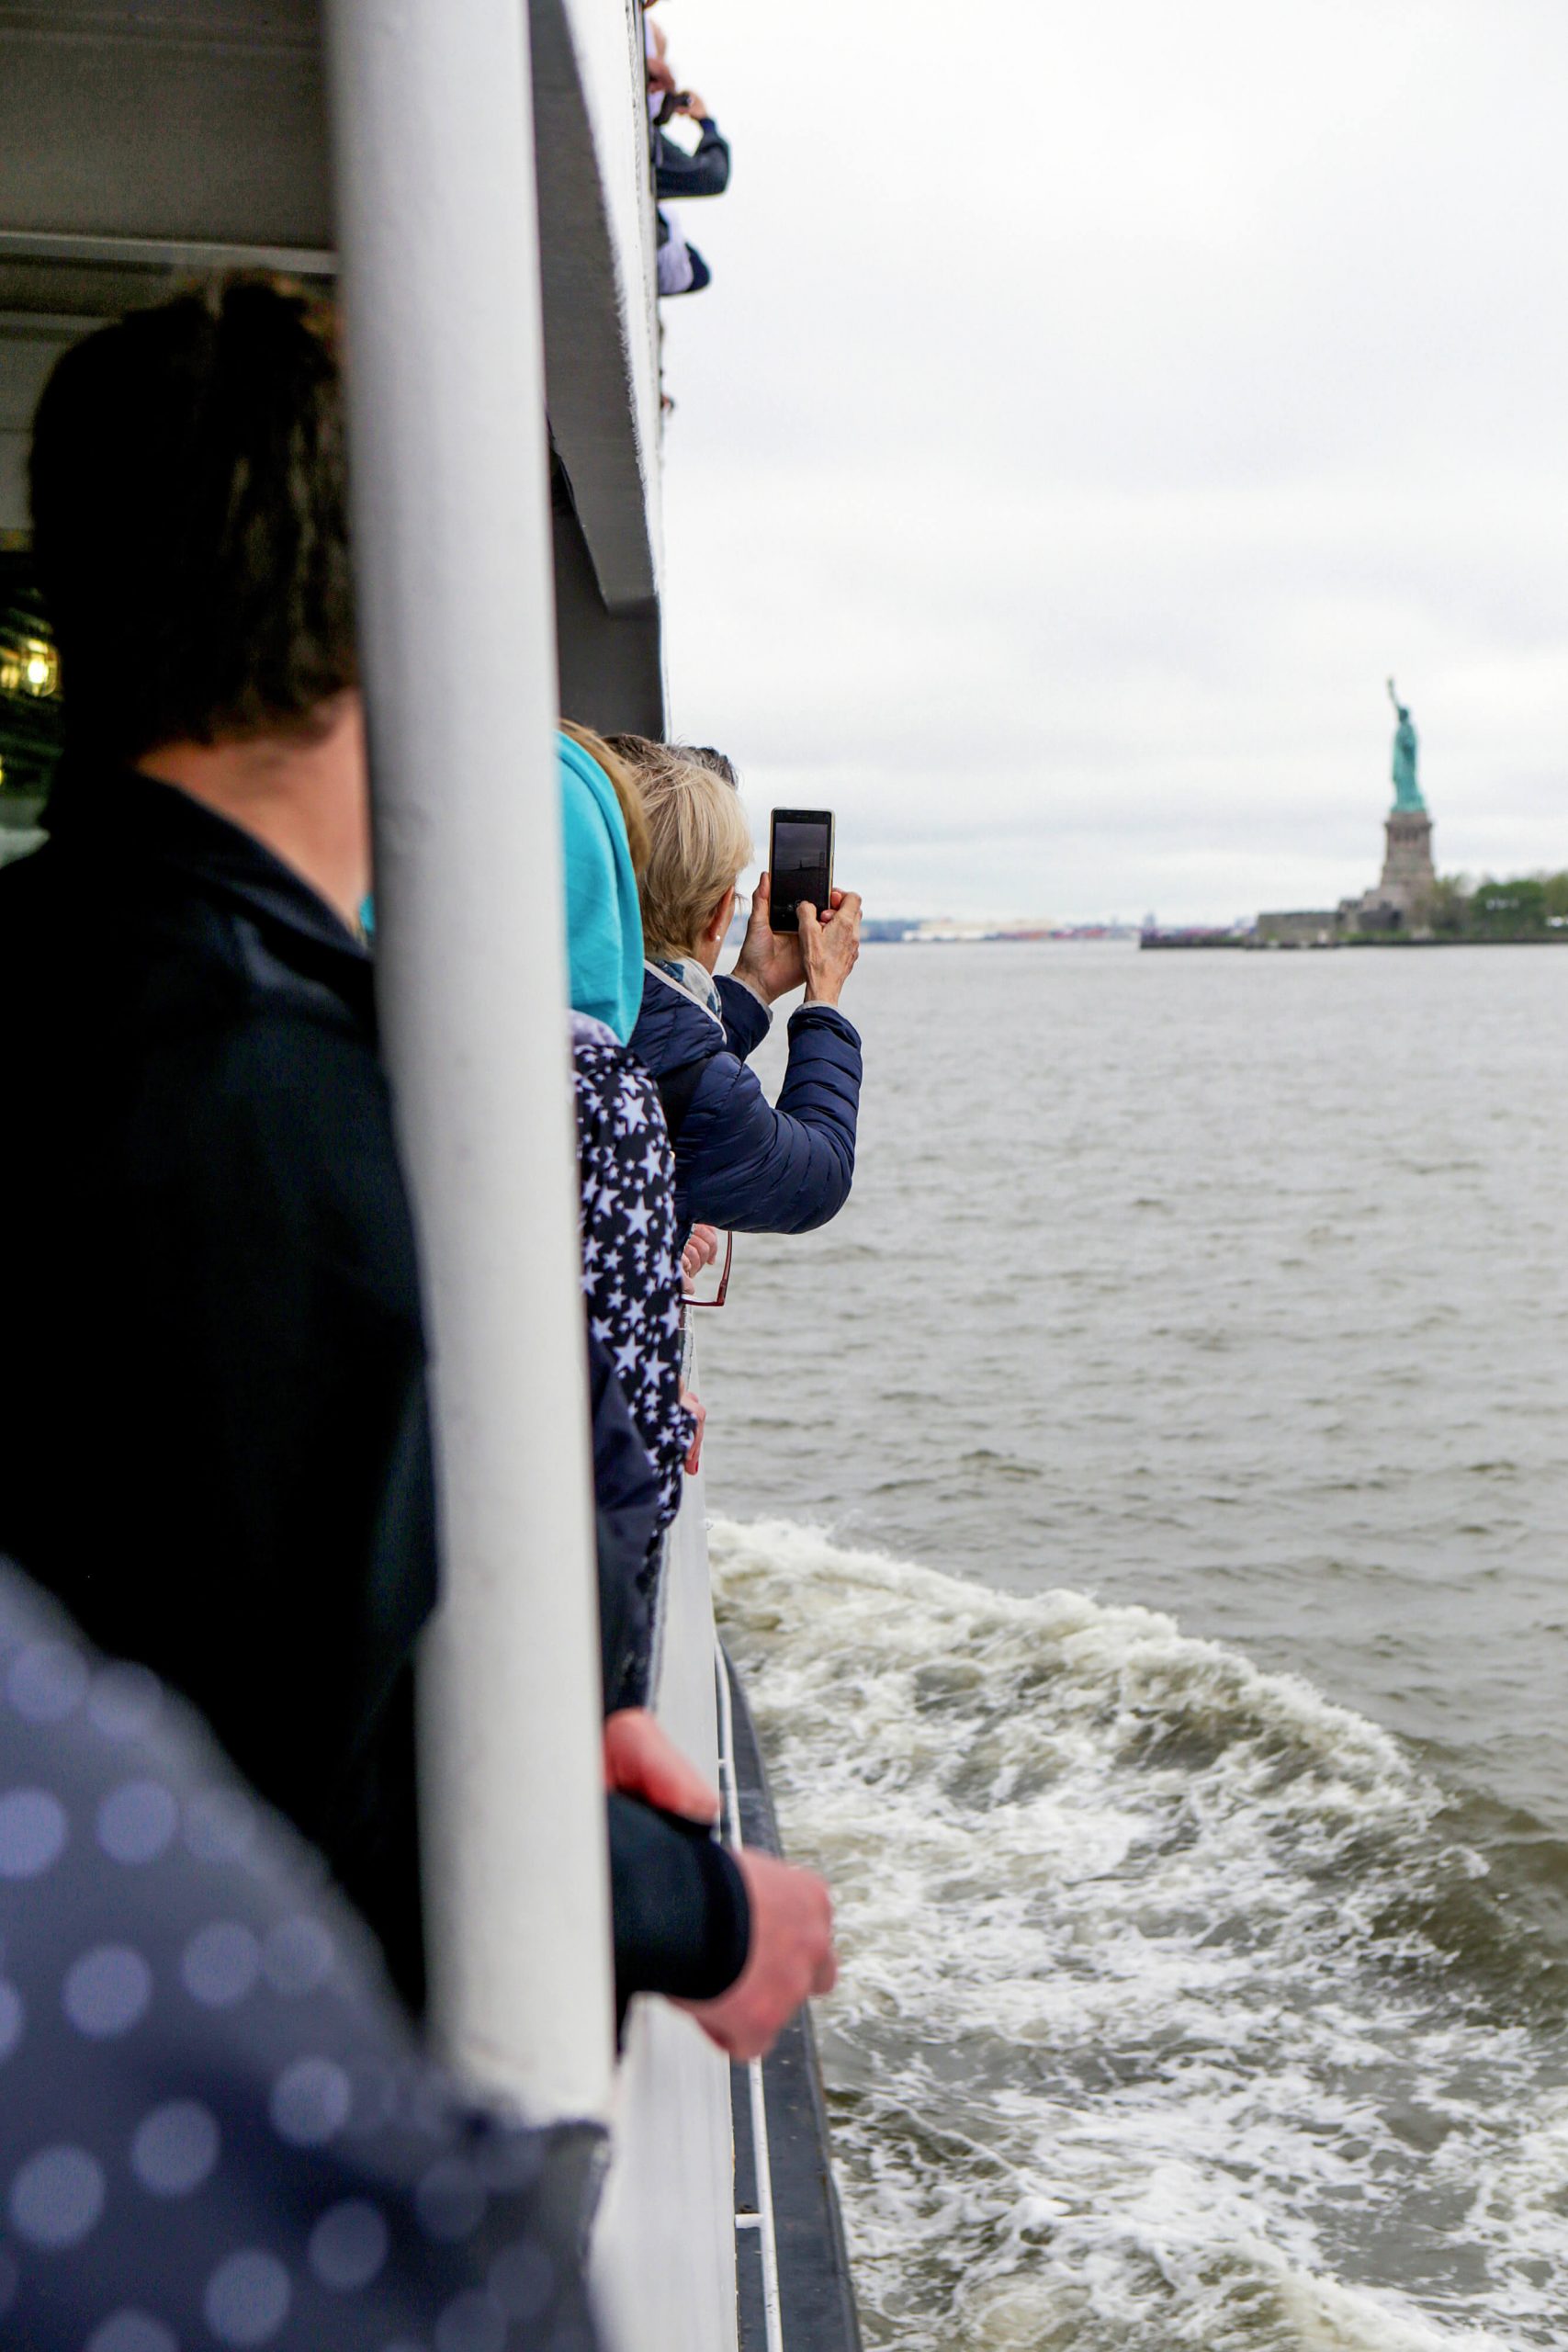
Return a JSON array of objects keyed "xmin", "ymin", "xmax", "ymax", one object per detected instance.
[{"xmin": 716, "ymin": 1645, "xmax": 785, "ymax": 2352}]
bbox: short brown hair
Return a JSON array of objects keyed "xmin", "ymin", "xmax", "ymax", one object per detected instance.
[
  {"xmin": 606, "ymin": 735, "xmax": 753, "ymax": 960},
  {"xmin": 28, "ymin": 276, "xmax": 355, "ymax": 759}
]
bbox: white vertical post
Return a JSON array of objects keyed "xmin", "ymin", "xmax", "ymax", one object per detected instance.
[{"xmin": 321, "ymin": 0, "xmax": 614, "ymax": 2120}]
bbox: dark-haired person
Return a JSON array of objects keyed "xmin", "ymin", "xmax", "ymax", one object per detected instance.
[
  {"xmin": 0, "ymin": 277, "xmax": 434, "ymax": 1988},
  {"xmin": 0, "ymin": 277, "xmax": 832, "ymax": 2053}
]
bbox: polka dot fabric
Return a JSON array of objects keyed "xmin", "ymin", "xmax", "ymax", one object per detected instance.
[{"xmin": 0, "ymin": 1559, "xmax": 604, "ymax": 2350}]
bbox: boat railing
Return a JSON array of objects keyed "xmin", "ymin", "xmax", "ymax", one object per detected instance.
[{"xmin": 592, "ymin": 1430, "xmax": 745, "ymax": 2352}]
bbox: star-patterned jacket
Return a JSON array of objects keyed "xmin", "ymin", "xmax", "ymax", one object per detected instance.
[{"xmin": 571, "ymin": 1017, "xmax": 695, "ymax": 1546}]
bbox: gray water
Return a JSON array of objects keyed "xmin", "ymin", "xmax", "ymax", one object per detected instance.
[{"xmin": 698, "ymin": 943, "xmax": 1568, "ymax": 2349}]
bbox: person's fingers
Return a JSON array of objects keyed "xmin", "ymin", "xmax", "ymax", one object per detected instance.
[
  {"xmin": 663, "ymin": 1761, "xmax": 718, "ymax": 1817},
  {"xmin": 795, "ymin": 899, "xmax": 818, "ymax": 929},
  {"xmin": 679, "ymin": 1852, "xmax": 836, "ymax": 2058},
  {"xmin": 648, "ymin": 1749, "xmax": 717, "ymax": 1819},
  {"xmin": 739, "ymin": 876, "xmax": 771, "ymax": 949},
  {"xmin": 603, "ymin": 1711, "xmax": 719, "ymax": 1820},
  {"xmin": 686, "ymin": 2007, "xmax": 750, "ymax": 2059}
]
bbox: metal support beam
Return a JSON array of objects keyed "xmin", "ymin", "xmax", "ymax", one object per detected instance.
[
  {"xmin": 0, "ymin": 229, "xmax": 334, "ymax": 276},
  {"xmin": 321, "ymin": 0, "xmax": 614, "ymax": 2122}
]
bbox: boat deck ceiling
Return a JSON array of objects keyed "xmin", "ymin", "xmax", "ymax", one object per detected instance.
[{"xmin": 0, "ymin": 0, "xmax": 663, "ymax": 723}]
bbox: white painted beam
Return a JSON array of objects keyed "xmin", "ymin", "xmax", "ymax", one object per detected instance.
[{"xmin": 321, "ymin": 0, "xmax": 614, "ymax": 2123}]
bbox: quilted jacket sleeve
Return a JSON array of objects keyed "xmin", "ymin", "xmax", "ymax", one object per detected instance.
[
  {"xmin": 676, "ymin": 1002, "xmax": 863, "ymax": 1235},
  {"xmin": 716, "ymin": 971, "xmax": 772, "ymax": 1060}
]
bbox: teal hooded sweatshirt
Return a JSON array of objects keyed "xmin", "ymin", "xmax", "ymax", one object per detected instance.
[
  {"xmin": 557, "ymin": 730, "xmax": 644, "ymax": 1042},
  {"xmin": 359, "ymin": 731, "xmax": 644, "ymax": 1043}
]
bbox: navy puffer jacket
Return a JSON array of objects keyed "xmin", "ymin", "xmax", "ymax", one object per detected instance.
[{"xmin": 632, "ymin": 966, "xmax": 863, "ymax": 1234}]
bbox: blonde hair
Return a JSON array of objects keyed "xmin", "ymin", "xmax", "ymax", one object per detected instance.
[
  {"xmin": 607, "ymin": 736, "xmax": 753, "ymax": 960},
  {"xmin": 559, "ymin": 718, "xmax": 651, "ymax": 879}
]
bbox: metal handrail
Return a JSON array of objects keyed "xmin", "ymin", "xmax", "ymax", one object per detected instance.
[{"xmin": 716, "ymin": 1646, "xmax": 785, "ymax": 2352}]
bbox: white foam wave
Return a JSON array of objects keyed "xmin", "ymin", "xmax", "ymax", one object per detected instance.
[{"xmin": 712, "ymin": 1517, "xmax": 1568, "ymax": 2351}]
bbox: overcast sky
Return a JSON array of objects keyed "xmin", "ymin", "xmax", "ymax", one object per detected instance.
[{"xmin": 653, "ymin": 0, "xmax": 1568, "ymax": 923}]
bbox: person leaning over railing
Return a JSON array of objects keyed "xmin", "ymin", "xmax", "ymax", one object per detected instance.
[
  {"xmin": 643, "ymin": 5, "xmax": 718, "ymax": 296},
  {"xmin": 556, "ymin": 720, "xmax": 838, "ymax": 2058},
  {"xmin": 652, "ymin": 88, "xmax": 731, "ymax": 200},
  {"xmin": 559, "ymin": 721, "xmax": 696, "ymax": 1555},
  {"xmin": 0, "ymin": 279, "xmax": 826, "ymax": 2070},
  {"xmin": 611, "ymin": 738, "xmax": 863, "ymax": 1237}
]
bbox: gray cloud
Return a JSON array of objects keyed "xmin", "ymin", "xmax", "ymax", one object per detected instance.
[{"xmin": 652, "ymin": 0, "xmax": 1568, "ymax": 921}]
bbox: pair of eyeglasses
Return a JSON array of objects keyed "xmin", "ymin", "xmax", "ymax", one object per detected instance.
[{"xmin": 683, "ymin": 1227, "xmax": 733, "ymax": 1309}]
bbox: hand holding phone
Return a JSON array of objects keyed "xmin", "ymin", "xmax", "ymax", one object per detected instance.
[
  {"xmin": 734, "ymin": 815, "xmax": 860, "ymax": 1009},
  {"xmin": 732, "ymin": 875, "xmax": 807, "ymax": 1004},
  {"xmin": 796, "ymin": 888, "xmax": 862, "ymax": 1010},
  {"xmin": 768, "ymin": 809, "xmax": 835, "ymax": 933}
]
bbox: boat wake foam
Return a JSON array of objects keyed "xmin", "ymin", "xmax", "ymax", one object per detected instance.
[{"xmin": 710, "ymin": 1517, "xmax": 1568, "ymax": 2351}]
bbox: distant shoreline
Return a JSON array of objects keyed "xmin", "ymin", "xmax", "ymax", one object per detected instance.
[
  {"xmin": 860, "ymin": 922, "xmax": 1568, "ymax": 950},
  {"xmin": 1139, "ymin": 933, "xmax": 1568, "ymax": 953},
  {"xmin": 855, "ymin": 931, "xmax": 1568, "ymax": 952},
  {"xmin": 859, "ymin": 926, "xmax": 1140, "ymax": 946}
]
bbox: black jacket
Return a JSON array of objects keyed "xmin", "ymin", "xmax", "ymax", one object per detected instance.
[
  {"xmin": 654, "ymin": 116, "xmax": 731, "ymax": 199},
  {"xmin": 0, "ymin": 762, "xmax": 745, "ymax": 2014},
  {"xmin": 0, "ymin": 760, "xmax": 436, "ymax": 2004}
]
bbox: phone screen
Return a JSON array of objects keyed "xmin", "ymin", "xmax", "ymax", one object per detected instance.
[{"xmin": 770, "ymin": 810, "xmax": 834, "ymax": 933}]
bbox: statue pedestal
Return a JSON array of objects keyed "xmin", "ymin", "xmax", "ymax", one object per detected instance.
[{"xmin": 1375, "ymin": 808, "xmax": 1435, "ymax": 922}]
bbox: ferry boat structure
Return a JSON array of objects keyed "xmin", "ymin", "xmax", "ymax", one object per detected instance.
[{"xmin": 0, "ymin": 6, "xmax": 858, "ymax": 2347}]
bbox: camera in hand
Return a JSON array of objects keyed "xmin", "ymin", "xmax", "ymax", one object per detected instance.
[{"xmin": 769, "ymin": 809, "xmax": 835, "ymax": 933}]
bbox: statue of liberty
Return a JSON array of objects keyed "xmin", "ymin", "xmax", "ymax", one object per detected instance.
[{"xmin": 1386, "ymin": 679, "xmax": 1425, "ymax": 812}]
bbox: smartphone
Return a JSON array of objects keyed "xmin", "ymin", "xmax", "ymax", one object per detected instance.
[{"xmin": 768, "ymin": 808, "xmax": 835, "ymax": 933}]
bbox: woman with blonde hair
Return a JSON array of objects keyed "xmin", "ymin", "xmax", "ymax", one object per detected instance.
[
  {"xmin": 556, "ymin": 723, "xmax": 691, "ymax": 1673},
  {"xmin": 612, "ymin": 736, "xmax": 864, "ymax": 1237},
  {"xmin": 557, "ymin": 722, "xmax": 840, "ymax": 2053}
]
